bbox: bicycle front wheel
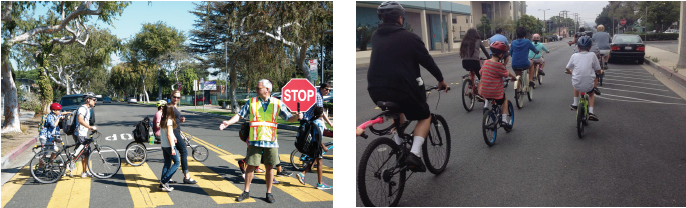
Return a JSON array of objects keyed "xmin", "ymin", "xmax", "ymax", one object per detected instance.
[
  {"xmin": 422, "ymin": 114, "xmax": 451, "ymax": 174},
  {"xmin": 461, "ymin": 79, "xmax": 475, "ymax": 111},
  {"xmin": 88, "ymin": 145, "xmax": 121, "ymax": 179},
  {"xmin": 505, "ymin": 100, "xmax": 515, "ymax": 132},
  {"xmin": 192, "ymin": 145, "xmax": 209, "ymax": 162},
  {"xmin": 483, "ymin": 110, "xmax": 498, "ymax": 146},
  {"xmin": 358, "ymin": 137, "xmax": 405, "ymax": 207},
  {"xmin": 30, "ymin": 151, "xmax": 65, "ymax": 183},
  {"xmin": 577, "ymin": 104, "xmax": 586, "ymax": 139},
  {"xmin": 125, "ymin": 142, "xmax": 147, "ymax": 166}
]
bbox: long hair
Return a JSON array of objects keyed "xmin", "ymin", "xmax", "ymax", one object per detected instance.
[
  {"xmin": 160, "ymin": 104, "xmax": 177, "ymax": 130},
  {"xmin": 460, "ymin": 28, "xmax": 481, "ymax": 58}
]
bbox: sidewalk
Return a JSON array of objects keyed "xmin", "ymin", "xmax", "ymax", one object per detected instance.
[{"xmin": 644, "ymin": 45, "xmax": 686, "ymax": 88}]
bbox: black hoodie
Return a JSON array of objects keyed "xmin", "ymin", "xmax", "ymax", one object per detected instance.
[{"xmin": 367, "ymin": 23, "xmax": 443, "ymax": 100}]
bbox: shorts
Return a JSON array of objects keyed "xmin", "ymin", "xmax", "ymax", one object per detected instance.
[
  {"xmin": 72, "ymin": 135, "xmax": 91, "ymax": 159},
  {"xmin": 245, "ymin": 145, "xmax": 279, "ymax": 166},
  {"xmin": 573, "ymin": 84, "xmax": 594, "ymax": 95},
  {"xmin": 531, "ymin": 58, "xmax": 544, "ymax": 64},
  {"xmin": 462, "ymin": 60, "xmax": 481, "ymax": 72},
  {"xmin": 369, "ymin": 88, "xmax": 430, "ymax": 121},
  {"xmin": 486, "ymin": 94, "xmax": 506, "ymax": 105},
  {"xmin": 599, "ymin": 50, "xmax": 610, "ymax": 55},
  {"xmin": 39, "ymin": 136, "xmax": 59, "ymax": 152}
]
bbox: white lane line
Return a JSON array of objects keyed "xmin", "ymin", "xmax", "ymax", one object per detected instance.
[
  {"xmin": 605, "ymin": 79, "xmax": 668, "ymax": 87},
  {"xmin": 603, "ymin": 73, "xmax": 654, "ymax": 79},
  {"xmin": 601, "ymin": 83, "xmax": 670, "ymax": 92},
  {"xmin": 599, "ymin": 93, "xmax": 686, "ymax": 105},
  {"xmin": 601, "ymin": 74, "xmax": 662, "ymax": 83},
  {"xmin": 598, "ymin": 87, "xmax": 683, "ymax": 99},
  {"xmin": 597, "ymin": 95, "xmax": 686, "ymax": 106}
]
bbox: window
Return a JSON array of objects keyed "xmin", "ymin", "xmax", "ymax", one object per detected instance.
[
  {"xmin": 452, "ymin": 17, "xmax": 457, "ymax": 24},
  {"xmin": 466, "ymin": 17, "xmax": 469, "ymax": 23}
]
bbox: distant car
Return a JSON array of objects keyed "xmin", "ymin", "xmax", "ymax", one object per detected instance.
[
  {"xmin": 664, "ymin": 29, "xmax": 679, "ymax": 34},
  {"xmin": 547, "ymin": 35, "xmax": 558, "ymax": 41},
  {"xmin": 610, "ymin": 34, "xmax": 645, "ymax": 64},
  {"xmin": 271, "ymin": 92, "xmax": 282, "ymax": 99},
  {"xmin": 59, "ymin": 94, "xmax": 86, "ymax": 112},
  {"xmin": 103, "ymin": 97, "xmax": 112, "ymax": 103},
  {"xmin": 128, "ymin": 97, "xmax": 138, "ymax": 104}
]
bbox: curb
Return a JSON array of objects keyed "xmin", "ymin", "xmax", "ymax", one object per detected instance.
[
  {"xmin": 1, "ymin": 137, "xmax": 37, "ymax": 169},
  {"xmin": 181, "ymin": 110, "xmax": 299, "ymax": 131},
  {"xmin": 644, "ymin": 58, "xmax": 686, "ymax": 88}
]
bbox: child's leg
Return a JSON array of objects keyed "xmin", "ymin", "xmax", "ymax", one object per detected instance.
[
  {"xmin": 316, "ymin": 158, "xmax": 324, "ymax": 184},
  {"xmin": 572, "ymin": 88, "xmax": 580, "ymax": 107}
]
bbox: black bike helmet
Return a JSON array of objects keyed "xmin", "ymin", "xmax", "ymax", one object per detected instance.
[
  {"xmin": 577, "ymin": 36, "xmax": 592, "ymax": 50},
  {"xmin": 579, "ymin": 26, "xmax": 586, "ymax": 33},
  {"xmin": 377, "ymin": 1, "xmax": 405, "ymax": 24}
]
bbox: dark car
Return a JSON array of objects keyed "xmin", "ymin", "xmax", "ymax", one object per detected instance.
[
  {"xmin": 610, "ymin": 34, "xmax": 645, "ymax": 64},
  {"xmin": 547, "ymin": 35, "xmax": 558, "ymax": 42},
  {"xmin": 103, "ymin": 97, "xmax": 112, "ymax": 103},
  {"xmin": 59, "ymin": 94, "xmax": 85, "ymax": 112}
]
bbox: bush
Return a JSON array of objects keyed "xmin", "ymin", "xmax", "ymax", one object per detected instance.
[
  {"xmin": 237, "ymin": 100, "xmax": 248, "ymax": 106},
  {"xmin": 218, "ymin": 99, "xmax": 225, "ymax": 106},
  {"xmin": 627, "ymin": 33, "xmax": 679, "ymax": 41},
  {"xmin": 19, "ymin": 91, "xmax": 42, "ymax": 114},
  {"xmin": 323, "ymin": 102, "xmax": 333, "ymax": 115}
]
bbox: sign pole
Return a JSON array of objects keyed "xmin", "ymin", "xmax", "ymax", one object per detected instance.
[{"xmin": 297, "ymin": 102, "xmax": 301, "ymax": 121}]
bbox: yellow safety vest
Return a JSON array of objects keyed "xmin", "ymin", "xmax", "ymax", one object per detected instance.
[{"xmin": 248, "ymin": 97, "xmax": 280, "ymax": 142}]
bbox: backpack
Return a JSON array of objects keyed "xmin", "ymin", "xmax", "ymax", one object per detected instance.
[
  {"xmin": 132, "ymin": 117, "xmax": 151, "ymax": 143},
  {"xmin": 37, "ymin": 114, "xmax": 49, "ymax": 134},
  {"xmin": 294, "ymin": 119, "xmax": 318, "ymax": 156},
  {"xmin": 63, "ymin": 106, "xmax": 86, "ymax": 135},
  {"xmin": 238, "ymin": 122, "xmax": 250, "ymax": 142}
]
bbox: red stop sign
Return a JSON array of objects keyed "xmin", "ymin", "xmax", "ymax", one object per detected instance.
[
  {"xmin": 281, "ymin": 78, "xmax": 317, "ymax": 112},
  {"xmin": 620, "ymin": 19, "xmax": 626, "ymax": 25}
]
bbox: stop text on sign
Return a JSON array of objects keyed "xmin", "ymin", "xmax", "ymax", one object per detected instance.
[{"xmin": 283, "ymin": 89, "xmax": 315, "ymax": 102}]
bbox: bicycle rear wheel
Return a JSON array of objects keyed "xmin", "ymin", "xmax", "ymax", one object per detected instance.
[
  {"xmin": 461, "ymin": 79, "xmax": 475, "ymax": 112},
  {"xmin": 482, "ymin": 110, "xmax": 498, "ymax": 146},
  {"xmin": 88, "ymin": 145, "xmax": 121, "ymax": 179},
  {"xmin": 358, "ymin": 138, "xmax": 405, "ymax": 207},
  {"xmin": 599, "ymin": 72, "xmax": 604, "ymax": 86},
  {"xmin": 290, "ymin": 149, "xmax": 309, "ymax": 171},
  {"xmin": 30, "ymin": 151, "xmax": 65, "ymax": 183},
  {"xmin": 125, "ymin": 142, "xmax": 147, "ymax": 166},
  {"xmin": 515, "ymin": 79, "xmax": 524, "ymax": 109},
  {"xmin": 527, "ymin": 85, "xmax": 534, "ymax": 101},
  {"xmin": 422, "ymin": 114, "xmax": 451, "ymax": 174},
  {"xmin": 505, "ymin": 100, "xmax": 515, "ymax": 132},
  {"xmin": 537, "ymin": 70, "xmax": 543, "ymax": 85},
  {"xmin": 577, "ymin": 104, "xmax": 585, "ymax": 139},
  {"xmin": 192, "ymin": 145, "xmax": 209, "ymax": 162}
]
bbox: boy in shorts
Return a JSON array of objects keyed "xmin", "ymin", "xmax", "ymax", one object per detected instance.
[
  {"xmin": 566, "ymin": 36, "xmax": 602, "ymax": 121},
  {"xmin": 480, "ymin": 41, "xmax": 518, "ymax": 129}
]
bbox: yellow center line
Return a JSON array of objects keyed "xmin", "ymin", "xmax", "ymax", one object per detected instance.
[
  {"xmin": 47, "ymin": 161, "xmax": 91, "ymax": 208},
  {"xmin": 121, "ymin": 162, "xmax": 174, "ymax": 207},
  {"xmin": 1, "ymin": 166, "xmax": 31, "ymax": 207},
  {"xmin": 180, "ymin": 131, "xmax": 231, "ymax": 156},
  {"xmin": 279, "ymin": 154, "xmax": 333, "ymax": 179},
  {"xmin": 186, "ymin": 157, "xmax": 255, "ymax": 204},
  {"xmin": 220, "ymin": 155, "xmax": 333, "ymax": 202}
]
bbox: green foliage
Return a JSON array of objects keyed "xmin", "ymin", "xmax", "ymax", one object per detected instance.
[
  {"xmin": 19, "ymin": 90, "xmax": 42, "ymax": 114},
  {"xmin": 630, "ymin": 33, "xmax": 679, "ymax": 41},
  {"xmin": 517, "ymin": 14, "xmax": 542, "ymax": 38},
  {"xmin": 237, "ymin": 100, "xmax": 248, "ymax": 106},
  {"xmin": 356, "ymin": 23, "xmax": 377, "ymax": 51},
  {"xmin": 651, "ymin": 57, "xmax": 659, "ymax": 63},
  {"xmin": 180, "ymin": 68, "xmax": 199, "ymax": 95},
  {"xmin": 323, "ymin": 102, "xmax": 333, "ymax": 115},
  {"xmin": 37, "ymin": 70, "xmax": 53, "ymax": 112},
  {"xmin": 476, "ymin": 17, "xmax": 492, "ymax": 37},
  {"xmin": 638, "ymin": 1, "xmax": 680, "ymax": 32}
]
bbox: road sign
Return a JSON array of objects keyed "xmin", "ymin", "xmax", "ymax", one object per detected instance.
[
  {"xmin": 281, "ymin": 78, "xmax": 317, "ymax": 112},
  {"xmin": 309, "ymin": 59, "xmax": 318, "ymax": 71},
  {"xmin": 177, "ymin": 82, "xmax": 182, "ymax": 91},
  {"xmin": 202, "ymin": 81, "xmax": 217, "ymax": 90},
  {"xmin": 620, "ymin": 19, "xmax": 626, "ymax": 25},
  {"xmin": 193, "ymin": 80, "xmax": 198, "ymax": 91}
]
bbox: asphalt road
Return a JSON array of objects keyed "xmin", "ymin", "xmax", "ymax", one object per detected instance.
[
  {"xmin": 3, "ymin": 102, "xmax": 333, "ymax": 208},
  {"xmin": 356, "ymin": 38, "xmax": 686, "ymax": 206}
]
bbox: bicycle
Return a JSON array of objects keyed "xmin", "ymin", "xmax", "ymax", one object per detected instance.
[
  {"xmin": 597, "ymin": 53, "xmax": 607, "ymax": 86},
  {"xmin": 461, "ymin": 57, "xmax": 488, "ymax": 112},
  {"xmin": 531, "ymin": 61, "xmax": 543, "ymax": 87},
  {"xmin": 179, "ymin": 132, "xmax": 210, "ymax": 162},
  {"xmin": 357, "ymin": 86, "xmax": 451, "ymax": 207},
  {"xmin": 125, "ymin": 117, "xmax": 151, "ymax": 166},
  {"xmin": 575, "ymin": 92, "xmax": 590, "ymax": 138},
  {"xmin": 30, "ymin": 130, "xmax": 120, "ymax": 183},
  {"xmin": 513, "ymin": 67, "xmax": 533, "ymax": 109},
  {"xmin": 290, "ymin": 141, "xmax": 333, "ymax": 171},
  {"xmin": 482, "ymin": 79, "xmax": 515, "ymax": 146}
]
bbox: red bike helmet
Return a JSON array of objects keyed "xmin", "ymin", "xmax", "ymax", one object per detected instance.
[
  {"xmin": 50, "ymin": 103, "xmax": 62, "ymax": 110},
  {"xmin": 490, "ymin": 41, "xmax": 508, "ymax": 55}
]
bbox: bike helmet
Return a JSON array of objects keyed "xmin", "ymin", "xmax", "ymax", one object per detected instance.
[
  {"xmin": 50, "ymin": 103, "xmax": 62, "ymax": 110},
  {"xmin": 156, "ymin": 100, "xmax": 167, "ymax": 107},
  {"xmin": 579, "ymin": 26, "xmax": 585, "ymax": 33},
  {"xmin": 532, "ymin": 33, "xmax": 541, "ymax": 41},
  {"xmin": 490, "ymin": 41, "xmax": 508, "ymax": 55},
  {"xmin": 597, "ymin": 24, "xmax": 605, "ymax": 32},
  {"xmin": 577, "ymin": 36, "xmax": 593, "ymax": 50},
  {"xmin": 83, "ymin": 93, "xmax": 96, "ymax": 100},
  {"xmin": 377, "ymin": 1, "xmax": 405, "ymax": 23}
]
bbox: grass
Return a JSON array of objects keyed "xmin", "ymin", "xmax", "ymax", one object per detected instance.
[
  {"xmin": 136, "ymin": 102, "xmax": 157, "ymax": 106},
  {"xmin": 186, "ymin": 109, "xmax": 333, "ymax": 128}
]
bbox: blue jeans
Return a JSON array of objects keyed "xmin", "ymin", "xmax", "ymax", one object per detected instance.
[
  {"xmin": 173, "ymin": 131, "xmax": 189, "ymax": 174},
  {"xmin": 160, "ymin": 147, "xmax": 180, "ymax": 184}
]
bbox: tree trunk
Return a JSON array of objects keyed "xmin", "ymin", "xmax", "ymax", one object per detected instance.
[
  {"xmin": 297, "ymin": 44, "xmax": 313, "ymax": 84},
  {"xmin": 229, "ymin": 65, "xmax": 239, "ymax": 112},
  {"xmin": 140, "ymin": 74, "xmax": 149, "ymax": 103},
  {"xmin": 157, "ymin": 68, "xmax": 162, "ymax": 101},
  {"xmin": 2, "ymin": 58, "xmax": 22, "ymax": 133}
]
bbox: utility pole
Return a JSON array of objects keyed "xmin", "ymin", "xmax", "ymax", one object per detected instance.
[
  {"xmin": 562, "ymin": 10, "xmax": 569, "ymax": 37},
  {"xmin": 440, "ymin": 1, "xmax": 444, "ymax": 53},
  {"xmin": 539, "ymin": 9, "xmax": 550, "ymax": 34},
  {"xmin": 574, "ymin": 13, "xmax": 579, "ymax": 31}
]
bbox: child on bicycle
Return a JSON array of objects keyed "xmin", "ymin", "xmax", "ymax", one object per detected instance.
[
  {"xmin": 528, "ymin": 34, "xmax": 550, "ymax": 76},
  {"xmin": 480, "ymin": 41, "xmax": 518, "ymax": 129},
  {"xmin": 565, "ymin": 36, "xmax": 601, "ymax": 121},
  {"xmin": 510, "ymin": 27, "xmax": 539, "ymax": 87},
  {"xmin": 37, "ymin": 103, "xmax": 69, "ymax": 166},
  {"xmin": 460, "ymin": 28, "xmax": 491, "ymax": 101},
  {"xmin": 296, "ymin": 107, "xmax": 332, "ymax": 190}
]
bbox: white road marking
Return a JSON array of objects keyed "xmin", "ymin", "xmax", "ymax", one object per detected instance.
[
  {"xmin": 602, "ymin": 74, "xmax": 662, "ymax": 83},
  {"xmin": 599, "ymin": 93, "xmax": 686, "ymax": 105},
  {"xmin": 605, "ymin": 79, "xmax": 667, "ymax": 87},
  {"xmin": 600, "ymin": 83, "xmax": 670, "ymax": 92},
  {"xmin": 598, "ymin": 87, "xmax": 683, "ymax": 99},
  {"xmin": 603, "ymin": 73, "xmax": 654, "ymax": 79}
]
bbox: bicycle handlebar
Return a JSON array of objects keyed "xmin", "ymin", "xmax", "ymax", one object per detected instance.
[{"xmin": 426, "ymin": 86, "xmax": 451, "ymax": 92}]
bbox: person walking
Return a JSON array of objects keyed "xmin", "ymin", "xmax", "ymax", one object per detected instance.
[
  {"xmin": 219, "ymin": 79, "xmax": 302, "ymax": 203},
  {"xmin": 158, "ymin": 103, "xmax": 180, "ymax": 192},
  {"xmin": 73, "ymin": 94, "xmax": 97, "ymax": 178},
  {"xmin": 296, "ymin": 106, "xmax": 332, "ymax": 190},
  {"xmin": 168, "ymin": 90, "xmax": 197, "ymax": 184},
  {"xmin": 153, "ymin": 100, "xmax": 166, "ymax": 144}
]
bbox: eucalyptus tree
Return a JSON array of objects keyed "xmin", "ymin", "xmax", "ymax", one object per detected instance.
[{"xmin": 1, "ymin": 1, "xmax": 129, "ymax": 133}]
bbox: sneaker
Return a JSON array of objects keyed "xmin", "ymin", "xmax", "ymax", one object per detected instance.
[
  {"xmin": 168, "ymin": 179, "xmax": 177, "ymax": 184},
  {"xmin": 183, "ymin": 177, "xmax": 197, "ymax": 184},
  {"xmin": 81, "ymin": 172, "xmax": 92, "ymax": 178},
  {"xmin": 316, "ymin": 183, "xmax": 332, "ymax": 190},
  {"xmin": 539, "ymin": 69, "xmax": 546, "ymax": 76},
  {"xmin": 237, "ymin": 160, "xmax": 246, "ymax": 173},
  {"xmin": 593, "ymin": 87, "xmax": 601, "ymax": 95},
  {"xmin": 272, "ymin": 178, "xmax": 280, "ymax": 184},
  {"xmin": 500, "ymin": 120, "xmax": 512, "ymax": 129},
  {"xmin": 475, "ymin": 94, "xmax": 485, "ymax": 102},
  {"xmin": 236, "ymin": 191, "xmax": 250, "ymax": 202},
  {"xmin": 276, "ymin": 171, "xmax": 292, "ymax": 177},
  {"xmin": 255, "ymin": 167, "xmax": 265, "ymax": 173},
  {"xmin": 529, "ymin": 81, "xmax": 536, "ymax": 87},
  {"xmin": 159, "ymin": 183, "xmax": 173, "ymax": 192},
  {"xmin": 405, "ymin": 153, "xmax": 426, "ymax": 172},
  {"xmin": 589, "ymin": 113, "xmax": 599, "ymax": 121},
  {"xmin": 296, "ymin": 173, "xmax": 305, "ymax": 185},
  {"xmin": 266, "ymin": 193, "xmax": 275, "ymax": 203},
  {"xmin": 570, "ymin": 105, "xmax": 578, "ymax": 111},
  {"xmin": 242, "ymin": 173, "xmax": 245, "ymax": 179}
]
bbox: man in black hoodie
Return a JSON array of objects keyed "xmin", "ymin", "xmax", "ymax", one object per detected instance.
[{"xmin": 367, "ymin": 1, "xmax": 448, "ymax": 172}]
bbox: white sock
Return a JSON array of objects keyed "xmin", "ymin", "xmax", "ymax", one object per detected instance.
[
  {"xmin": 410, "ymin": 136, "xmax": 424, "ymax": 156},
  {"xmin": 589, "ymin": 107, "xmax": 594, "ymax": 114},
  {"xmin": 484, "ymin": 102, "xmax": 491, "ymax": 109},
  {"xmin": 392, "ymin": 131, "xmax": 402, "ymax": 145},
  {"xmin": 502, "ymin": 114, "xmax": 508, "ymax": 123},
  {"xmin": 573, "ymin": 97, "xmax": 579, "ymax": 106}
]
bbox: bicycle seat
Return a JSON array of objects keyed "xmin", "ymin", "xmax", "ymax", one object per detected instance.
[{"xmin": 376, "ymin": 101, "xmax": 399, "ymax": 112}]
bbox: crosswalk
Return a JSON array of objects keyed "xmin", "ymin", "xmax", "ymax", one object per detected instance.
[{"xmin": 1, "ymin": 132, "xmax": 333, "ymax": 207}]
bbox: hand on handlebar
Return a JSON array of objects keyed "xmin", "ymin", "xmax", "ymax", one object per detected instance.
[{"xmin": 438, "ymin": 81, "xmax": 449, "ymax": 92}]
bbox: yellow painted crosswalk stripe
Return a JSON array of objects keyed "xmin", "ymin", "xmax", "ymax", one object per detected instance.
[
  {"xmin": 47, "ymin": 161, "xmax": 91, "ymax": 208},
  {"xmin": 1, "ymin": 166, "xmax": 31, "ymax": 207},
  {"xmin": 181, "ymin": 131, "xmax": 232, "ymax": 156},
  {"xmin": 220, "ymin": 155, "xmax": 333, "ymax": 202},
  {"xmin": 278, "ymin": 154, "xmax": 333, "ymax": 179},
  {"xmin": 186, "ymin": 157, "xmax": 255, "ymax": 204},
  {"xmin": 121, "ymin": 162, "xmax": 173, "ymax": 207}
]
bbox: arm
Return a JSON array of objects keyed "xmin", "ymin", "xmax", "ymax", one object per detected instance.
[
  {"xmin": 166, "ymin": 127, "xmax": 176, "ymax": 155},
  {"xmin": 479, "ymin": 41, "xmax": 491, "ymax": 59},
  {"xmin": 220, "ymin": 114, "xmax": 243, "ymax": 130},
  {"xmin": 413, "ymin": 36, "xmax": 444, "ymax": 82},
  {"xmin": 286, "ymin": 112, "xmax": 302, "ymax": 122},
  {"xmin": 542, "ymin": 45, "xmax": 550, "ymax": 53},
  {"xmin": 323, "ymin": 113, "xmax": 333, "ymax": 128}
]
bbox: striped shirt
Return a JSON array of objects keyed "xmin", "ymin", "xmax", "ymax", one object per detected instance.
[{"xmin": 479, "ymin": 60, "xmax": 508, "ymax": 99}]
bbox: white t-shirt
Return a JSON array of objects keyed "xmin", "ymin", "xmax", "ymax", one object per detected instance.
[
  {"xmin": 566, "ymin": 51, "xmax": 601, "ymax": 92},
  {"xmin": 160, "ymin": 119, "xmax": 176, "ymax": 147},
  {"xmin": 75, "ymin": 105, "xmax": 90, "ymax": 136}
]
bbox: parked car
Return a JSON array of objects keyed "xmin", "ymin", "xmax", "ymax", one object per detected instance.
[
  {"xmin": 128, "ymin": 97, "xmax": 138, "ymax": 104},
  {"xmin": 547, "ymin": 35, "xmax": 558, "ymax": 41},
  {"xmin": 103, "ymin": 97, "xmax": 112, "ymax": 103},
  {"xmin": 664, "ymin": 29, "xmax": 679, "ymax": 34},
  {"xmin": 271, "ymin": 92, "xmax": 282, "ymax": 99},
  {"xmin": 59, "ymin": 94, "xmax": 85, "ymax": 112},
  {"xmin": 316, "ymin": 86, "xmax": 333, "ymax": 103},
  {"xmin": 610, "ymin": 34, "xmax": 645, "ymax": 64},
  {"xmin": 193, "ymin": 96, "xmax": 210, "ymax": 105}
]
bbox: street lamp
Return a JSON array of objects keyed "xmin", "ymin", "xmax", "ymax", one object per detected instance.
[{"xmin": 539, "ymin": 9, "xmax": 550, "ymax": 34}]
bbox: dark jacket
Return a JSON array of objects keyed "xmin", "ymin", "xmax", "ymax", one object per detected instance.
[
  {"xmin": 367, "ymin": 23, "xmax": 444, "ymax": 100},
  {"xmin": 509, "ymin": 38, "xmax": 539, "ymax": 69}
]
